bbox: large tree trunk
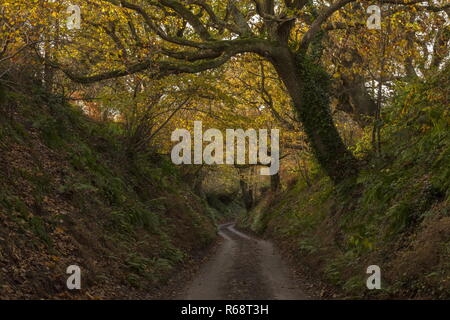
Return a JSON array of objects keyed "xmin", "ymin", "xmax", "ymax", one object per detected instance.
[
  {"xmin": 335, "ymin": 75, "xmax": 377, "ymax": 126},
  {"xmin": 333, "ymin": 50, "xmax": 377, "ymax": 126},
  {"xmin": 270, "ymin": 48, "xmax": 358, "ymax": 183}
]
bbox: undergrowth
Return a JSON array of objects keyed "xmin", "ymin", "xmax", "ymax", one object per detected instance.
[
  {"xmin": 240, "ymin": 68, "xmax": 449, "ymax": 299},
  {"xmin": 0, "ymin": 86, "xmax": 217, "ymax": 298}
]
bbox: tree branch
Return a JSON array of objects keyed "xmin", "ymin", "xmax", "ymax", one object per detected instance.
[{"xmin": 300, "ymin": 0, "xmax": 356, "ymax": 51}]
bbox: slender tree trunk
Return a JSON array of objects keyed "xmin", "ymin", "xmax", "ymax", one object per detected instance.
[
  {"xmin": 270, "ymin": 172, "xmax": 281, "ymax": 192},
  {"xmin": 239, "ymin": 169, "xmax": 254, "ymax": 210},
  {"xmin": 270, "ymin": 48, "xmax": 358, "ymax": 183}
]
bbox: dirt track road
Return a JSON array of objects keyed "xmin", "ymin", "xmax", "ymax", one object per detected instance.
[{"xmin": 179, "ymin": 223, "xmax": 308, "ymax": 300}]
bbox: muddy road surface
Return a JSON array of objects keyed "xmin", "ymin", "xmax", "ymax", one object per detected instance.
[{"xmin": 178, "ymin": 223, "xmax": 308, "ymax": 300}]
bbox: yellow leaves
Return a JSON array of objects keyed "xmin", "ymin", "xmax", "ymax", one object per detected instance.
[
  {"xmin": 54, "ymin": 227, "xmax": 65, "ymax": 234},
  {"xmin": 50, "ymin": 255, "xmax": 61, "ymax": 262}
]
